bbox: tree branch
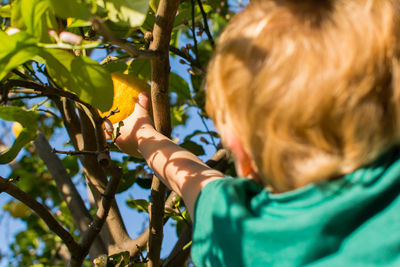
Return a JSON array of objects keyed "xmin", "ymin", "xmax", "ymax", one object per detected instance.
[
  {"xmin": 196, "ymin": 0, "xmax": 215, "ymax": 47},
  {"xmin": 126, "ymin": 191, "xmax": 180, "ymax": 258},
  {"xmin": 4, "ymin": 79, "xmax": 89, "ymax": 106},
  {"xmin": 91, "ymin": 17, "xmax": 161, "ymax": 59},
  {"xmin": 76, "ymin": 105, "xmax": 131, "ymax": 251},
  {"xmin": 70, "ymin": 164, "xmax": 123, "ymax": 266},
  {"xmin": 33, "ymin": 132, "xmax": 107, "ymax": 260},
  {"xmin": 162, "ymin": 225, "xmax": 192, "ymax": 267},
  {"xmin": 147, "ymin": 0, "xmax": 181, "ymax": 266},
  {"xmin": 55, "ymin": 98, "xmax": 82, "ymax": 150},
  {"xmin": 0, "ymin": 176, "xmax": 81, "ymax": 256},
  {"xmin": 57, "ymin": 97, "xmax": 131, "ymax": 254}
]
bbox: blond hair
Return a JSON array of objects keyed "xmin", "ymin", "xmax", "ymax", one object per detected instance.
[{"xmin": 206, "ymin": 0, "xmax": 400, "ymax": 191}]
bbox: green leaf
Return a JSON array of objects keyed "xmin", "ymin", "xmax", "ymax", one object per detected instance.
[
  {"xmin": 0, "ymin": 31, "xmax": 39, "ymax": 81},
  {"xmin": 126, "ymin": 198, "xmax": 149, "ymax": 213},
  {"xmin": 107, "ymin": 251, "xmax": 129, "ymax": 266},
  {"xmin": 127, "ymin": 58, "xmax": 151, "ymax": 81},
  {"xmin": 181, "ymin": 209, "xmax": 191, "ymax": 222},
  {"xmin": 0, "ymin": 107, "xmax": 38, "ymax": 164},
  {"xmin": 149, "ymin": 0, "xmax": 159, "ymax": 13},
  {"xmin": 11, "ymin": 0, "xmax": 58, "ymax": 42},
  {"xmin": 169, "ymin": 72, "xmax": 191, "ymax": 100},
  {"xmin": 140, "ymin": 11, "xmax": 156, "ymax": 32},
  {"xmin": 197, "ymin": 40, "xmax": 213, "ymax": 67},
  {"xmin": 117, "ymin": 170, "xmax": 136, "ymax": 193},
  {"xmin": 184, "ymin": 130, "xmax": 219, "ymax": 142},
  {"xmin": 61, "ymin": 156, "xmax": 80, "ymax": 177},
  {"xmin": 100, "ymin": 0, "xmax": 150, "ymax": 27},
  {"xmin": 103, "ymin": 61, "xmax": 128, "ymax": 73},
  {"xmin": 0, "ymin": 4, "xmax": 11, "ymax": 17},
  {"xmin": 47, "ymin": 0, "xmax": 92, "ymax": 20},
  {"xmin": 135, "ymin": 177, "xmax": 152, "ymax": 189},
  {"xmin": 180, "ymin": 140, "xmax": 205, "ymax": 156},
  {"xmin": 66, "ymin": 18, "xmax": 92, "ymax": 28},
  {"xmin": 39, "ymin": 48, "xmax": 114, "ymax": 112},
  {"xmin": 170, "ymin": 105, "xmax": 188, "ymax": 127}
]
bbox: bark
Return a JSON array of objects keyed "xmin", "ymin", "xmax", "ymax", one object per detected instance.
[
  {"xmin": 33, "ymin": 132, "xmax": 107, "ymax": 259},
  {"xmin": 147, "ymin": 0, "xmax": 181, "ymax": 265}
]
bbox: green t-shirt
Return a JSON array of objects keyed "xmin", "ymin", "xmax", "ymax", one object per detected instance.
[{"xmin": 192, "ymin": 148, "xmax": 400, "ymax": 266}]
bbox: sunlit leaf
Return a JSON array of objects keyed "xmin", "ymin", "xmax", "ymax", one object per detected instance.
[
  {"xmin": 0, "ymin": 107, "xmax": 38, "ymax": 164},
  {"xmin": 100, "ymin": 0, "xmax": 150, "ymax": 27},
  {"xmin": 11, "ymin": 0, "xmax": 58, "ymax": 42},
  {"xmin": 127, "ymin": 58, "xmax": 151, "ymax": 81},
  {"xmin": 47, "ymin": 0, "xmax": 92, "ymax": 20},
  {"xmin": 66, "ymin": 18, "xmax": 92, "ymax": 28},
  {"xmin": 39, "ymin": 48, "xmax": 114, "ymax": 112},
  {"xmin": 170, "ymin": 105, "xmax": 188, "ymax": 127},
  {"xmin": 61, "ymin": 156, "xmax": 80, "ymax": 177},
  {"xmin": 0, "ymin": 4, "xmax": 11, "ymax": 17},
  {"xmin": 0, "ymin": 31, "xmax": 39, "ymax": 81}
]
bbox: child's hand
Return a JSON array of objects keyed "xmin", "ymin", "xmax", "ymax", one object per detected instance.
[
  {"xmin": 107, "ymin": 91, "xmax": 223, "ymax": 218},
  {"xmin": 105, "ymin": 92, "xmax": 154, "ymax": 157}
]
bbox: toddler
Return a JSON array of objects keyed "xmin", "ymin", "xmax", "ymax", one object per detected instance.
[{"xmin": 113, "ymin": 0, "xmax": 400, "ymax": 265}]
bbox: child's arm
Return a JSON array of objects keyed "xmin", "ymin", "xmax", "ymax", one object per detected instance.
[{"xmin": 109, "ymin": 93, "xmax": 224, "ymax": 218}]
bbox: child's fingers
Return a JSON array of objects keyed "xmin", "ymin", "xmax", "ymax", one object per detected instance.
[
  {"xmin": 104, "ymin": 119, "xmax": 114, "ymax": 140},
  {"xmin": 134, "ymin": 92, "xmax": 150, "ymax": 114}
]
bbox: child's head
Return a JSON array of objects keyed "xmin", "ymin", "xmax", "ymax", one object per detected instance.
[{"xmin": 206, "ymin": 0, "xmax": 400, "ymax": 191}]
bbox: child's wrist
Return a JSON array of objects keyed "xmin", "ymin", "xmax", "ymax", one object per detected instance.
[{"xmin": 135, "ymin": 121, "xmax": 156, "ymax": 144}]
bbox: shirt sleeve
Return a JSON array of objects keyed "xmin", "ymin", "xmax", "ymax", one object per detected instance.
[{"xmin": 191, "ymin": 178, "xmax": 263, "ymax": 267}]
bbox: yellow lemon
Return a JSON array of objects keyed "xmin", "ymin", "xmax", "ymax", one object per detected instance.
[
  {"xmin": 100, "ymin": 72, "xmax": 151, "ymax": 124},
  {"xmin": 11, "ymin": 122, "xmax": 23, "ymax": 137}
]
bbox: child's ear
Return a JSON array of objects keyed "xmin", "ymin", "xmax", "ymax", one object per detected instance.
[{"xmin": 219, "ymin": 120, "xmax": 260, "ymax": 181}]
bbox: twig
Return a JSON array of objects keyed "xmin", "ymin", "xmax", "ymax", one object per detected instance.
[
  {"xmin": 4, "ymin": 79, "xmax": 89, "ymax": 106},
  {"xmin": 12, "ymin": 69, "xmax": 31, "ymax": 80},
  {"xmin": 36, "ymin": 109, "xmax": 62, "ymax": 120},
  {"xmin": 102, "ymin": 107, "xmax": 120, "ymax": 122},
  {"xmin": 198, "ymin": 110, "xmax": 217, "ymax": 149},
  {"xmin": 91, "ymin": 17, "xmax": 161, "ymax": 59},
  {"xmin": 6, "ymin": 95, "xmax": 46, "ymax": 101},
  {"xmin": 169, "ymin": 46, "xmax": 205, "ymax": 74},
  {"xmin": 196, "ymin": 0, "xmax": 215, "ymax": 47},
  {"xmin": 0, "ymin": 176, "xmax": 82, "ymax": 256},
  {"xmin": 52, "ymin": 148, "xmax": 103, "ymax": 156},
  {"xmin": 190, "ymin": 0, "xmax": 200, "ymax": 64},
  {"xmin": 23, "ymin": 63, "xmax": 43, "ymax": 83}
]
